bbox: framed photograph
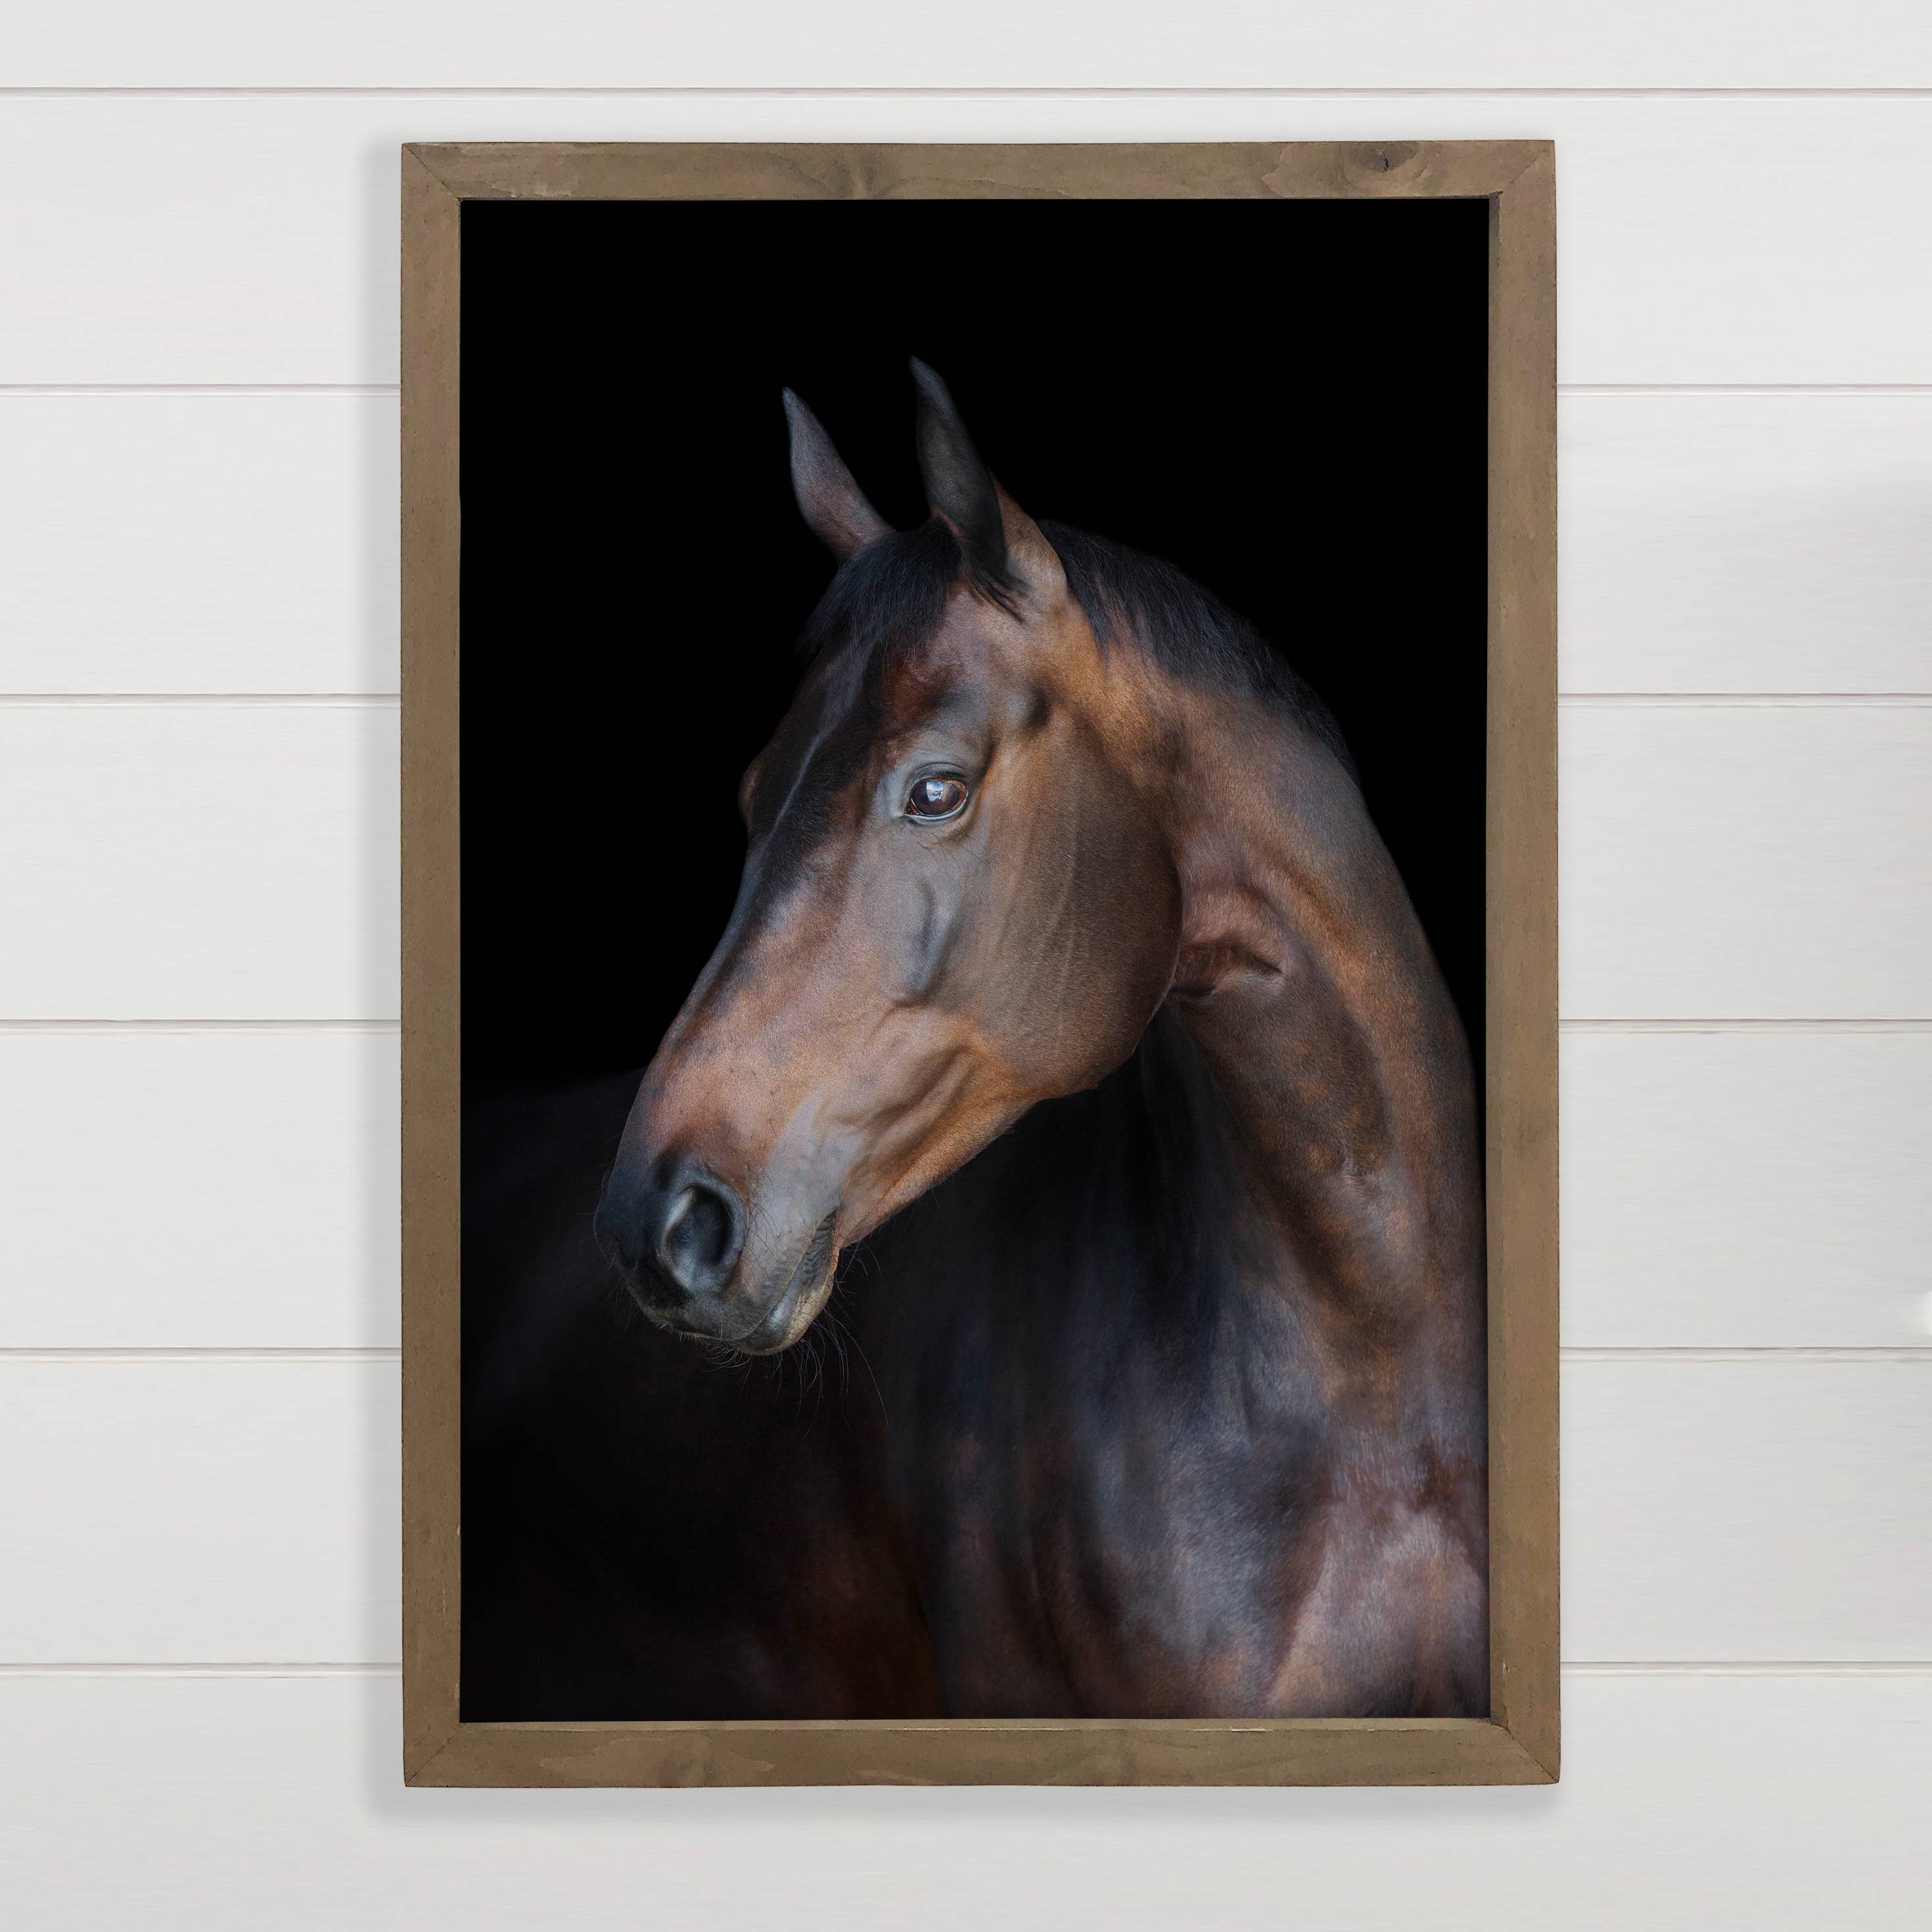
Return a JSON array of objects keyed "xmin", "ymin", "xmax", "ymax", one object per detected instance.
[{"xmin": 400, "ymin": 140, "xmax": 1557, "ymax": 1787}]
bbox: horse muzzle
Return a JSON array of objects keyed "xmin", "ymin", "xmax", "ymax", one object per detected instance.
[{"xmin": 595, "ymin": 1160, "xmax": 839, "ymax": 1354}]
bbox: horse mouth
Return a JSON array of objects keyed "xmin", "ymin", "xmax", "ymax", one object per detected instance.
[{"xmin": 730, "ymin": 1208, "xmax": 840, "ymax": 1356}]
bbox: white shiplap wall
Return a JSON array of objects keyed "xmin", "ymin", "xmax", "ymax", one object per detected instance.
[{"xmin": 3, "ymin": 5, "xmax": 1928, "ymax": 1925}]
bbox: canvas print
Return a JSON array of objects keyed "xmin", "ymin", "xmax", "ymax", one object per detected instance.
[{"xmin": 459, "ymin": 196, "xmax": 1490, "ymax": 1722}]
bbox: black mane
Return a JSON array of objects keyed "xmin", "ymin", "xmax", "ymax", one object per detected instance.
[{"xmin": 798, "ymin": 519, "xmax": 1357, "ymax": 781}]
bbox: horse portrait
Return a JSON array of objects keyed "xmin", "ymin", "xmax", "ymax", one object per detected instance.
[{"xmin": 461, "ymin": 359, "xmax": 1488, "ymax": 1724}]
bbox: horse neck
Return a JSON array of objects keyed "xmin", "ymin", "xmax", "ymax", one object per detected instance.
[{"xmin": 1141, "ymin": 674, "xmax": 1485, "ymax": 1398}]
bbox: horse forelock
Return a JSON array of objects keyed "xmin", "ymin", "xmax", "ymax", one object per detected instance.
[
  {"xmin": 750, "ymin": 520, "xmax": 1013, "ymax": 885},
  {"xmin": 794, "ymin": 520, "xmax": 967, "ymax": 672}
]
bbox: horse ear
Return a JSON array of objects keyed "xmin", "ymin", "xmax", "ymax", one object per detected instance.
[
  {"xmin": 909, "ymin": 359, "xmax": 1063, "ymax": 605},
  {"xmin": 783, "ymin": 389, "xmax": 892, "ymax": 563}
]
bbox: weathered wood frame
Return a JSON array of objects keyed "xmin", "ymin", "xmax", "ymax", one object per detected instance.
[{"xmin": 400, "ymin": 140, "xmax": 1557, "ymax": 1787}]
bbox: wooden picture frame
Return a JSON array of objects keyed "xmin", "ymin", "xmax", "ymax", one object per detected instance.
[{"xmin": 400, "ymin": 139, "xmax": 1557, "ymax": 1787}]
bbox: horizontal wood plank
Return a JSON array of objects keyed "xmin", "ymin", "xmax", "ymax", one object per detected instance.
[
  {"xmin": 1, "ymin": 98, "xmax": 1930, "ymax": 384},
  {"xmin": 7, "ymin": 1, "xmax": 1931, "ymax": 89},
  {"xmin": 10, "ymin": 390, "xmax": 1929, "ymax": 699},
  {"xmin": 0, "ymin": 704, "xmax": 398, "ymax": 1020},
  {"xmin": 0, "ymin": 392, "xmax": 398, "ymax": 695},
  {"xmin": 0, "ymin": 1030, "xmax": 399, "ymax": 1348},
  {"xmin": 1561, "ymin": 704, "xmax": 1932, "ymax": 1019},
  {"xmin": 1, "ymin": 1672, "xmax": 1928, "ymax": 1921},
  {"xmin": 1563, "ymin": 1358, "xmax": 1932, "ymax": 1662},
  {"xmin": 0, "ymin": 1360, "xmax": 398, "ymax": 1663},
  {"xmin": 1, "ymin": 1357, "xmax": 1925, "ymax": 1664},
  {"xmin": 1561, "ymin": 392, "xmax": 1932, "ymax": 697},
  {"xmin": 1563, "ymin": 1029, "xmax": 1932, "ymax": 1348}
]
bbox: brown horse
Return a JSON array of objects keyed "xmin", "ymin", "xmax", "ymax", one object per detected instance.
[{"xmin": 471, "ymin": 363, "xmax": 1486, "ymax": 1720}]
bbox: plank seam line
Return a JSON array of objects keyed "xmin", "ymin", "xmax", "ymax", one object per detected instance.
[
  {"xmin": 6, "ymin": 1346, "xmax": 1925, "ymax": 1364},
  {"xmin": 1565, "ymin": 1347, "xmax": 1932, "ymax": 1363},
  {"xmin": 1562, "ymin": 1018, "xmax": 1932, "ymax": 1033},
  {"xmin": 0, "ymin": 1663, "xmax": 403, "ymax": 1677},
  {"xmin": 1562, "ymin": 1661, "xmax": 1932, "ymax": 1676},
  {"xmin": 3, "ymin": 1661, "xmax": 1928, "ymax": 1678},
  {"xmin": 0, "ymin": 1019, "xmax": 402, "ymax": 1033},
  {"xmin": 7, "ymin": 693, "xmax": 1929, "ymax": 709},
  {"xmin": 7, "ymin": 1018, "xmax": 1931, "ymax": 1035},
  {"xmin": 0, "ymin": 1348, "xmax": 403, "ymax": 1362},
  {"xmin": 0, "ymin": 693, "xmax": 402, "ymax": 707},
  {"xmin": 0, "ymin": 693, "xmax": 401, "ymax": 708},
  {"xmin": 1563, "ymin": 383, "xmax": 1932, "ymax": 396},
  {"xmin": 1560, "ymin": 693, "xmax": 1932, "ymax": 707},
  {"xmin": 0, "ymin": 384, "xmax": 397, "ymax": 396},
  {"xmin": 7, "ymin": 85, "xmax": 1932, "ymax": 101},
  {"xmin": 5, "ymin": 382, "xmax": 1931, "ymax": 397}
]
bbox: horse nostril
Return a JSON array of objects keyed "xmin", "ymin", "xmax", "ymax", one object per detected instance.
[{"xmin": 657, "ymin": 1177, "xmax": 745, "ymax": 1296}]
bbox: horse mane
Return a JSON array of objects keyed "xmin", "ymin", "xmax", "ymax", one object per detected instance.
[
  {"xmin": 797, "ymin": 519, "xmax": 1358, "ymax": 783},
  {"xmin": 1043, "ymin": 522, "xmax": 1358, "ymax": 783}
]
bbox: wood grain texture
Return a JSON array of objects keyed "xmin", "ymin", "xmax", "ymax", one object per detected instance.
[
  {"xmin": 398, "ymin": 151, "xmax": 462, "ymax": 1782},
  {"xmin": 0, "ymin": 704, "xmax": 399, "ymax": 1020},
  {"xmin": 1484, "ymin": 145, "xmax": 1560, "ymax": 1778},
  {"xmin": 7, "ymin": 1, "xmax": 1931, "ymax": 89},
  {"xmin": 0, "ymin": 1029, "xmax": 399, "ymax": 1348},
  {"xmin": 396, "ymin": 135, "xmax": 1557, "ymax": 1786},
  {"xmin": 5, "ymin": 1358, "xmax": 1921, "ymax": 1668},
  {"xmin": 0, "ymin": 392, "xmax": 398, "ymax": 696},
  {"xmin": 4, "ymin": 97, "xmax": 1932, "ymax": 383},
  {"xmin": 411, "ymin": 135, "xmax": 1545, "ymax": 200},
  {"xmin": 5, "ymin": 1673, "xmax": 1931, "ymax": 1926},
  {"xmin": 418, "ymin": 1718, "xmax": 1548, "ymax": 1789}
]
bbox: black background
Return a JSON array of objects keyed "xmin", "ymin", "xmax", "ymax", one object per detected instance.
[{"xmin": 461, "ymin": 198, "xmax": 1488, "ymax": 1097}]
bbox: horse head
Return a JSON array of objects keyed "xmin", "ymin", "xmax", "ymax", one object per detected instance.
[{"xmin": 595, "ymin": 364, "xmax": 1182, "ymax": 1351}]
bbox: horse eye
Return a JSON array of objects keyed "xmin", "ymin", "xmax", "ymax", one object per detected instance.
[{"xmin": 905, "ymin": 774, "xmax": 969, "ymax": 823}]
